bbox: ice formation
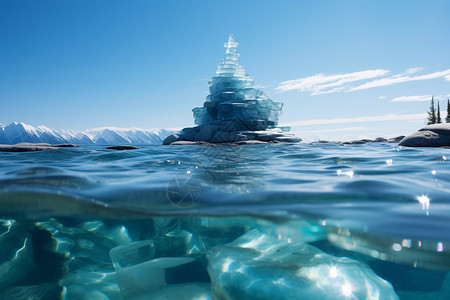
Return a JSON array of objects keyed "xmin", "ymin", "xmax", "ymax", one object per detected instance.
[
  {"xmin": 163, "ymin": 35, "xmax": 300, "ymax": 145},
  {"xmin": 0, "ymin": 217, "xmax": 400, "ymax": 299}
]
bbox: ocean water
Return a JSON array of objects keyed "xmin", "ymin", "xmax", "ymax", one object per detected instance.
[{"xmin": 0, "ymin": 143, "xmax": 449, "ymax": 299}]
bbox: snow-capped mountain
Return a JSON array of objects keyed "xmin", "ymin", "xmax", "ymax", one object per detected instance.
[{"xmin": 0, "ymin": 122, "xmax": 175, "ymax": 145}]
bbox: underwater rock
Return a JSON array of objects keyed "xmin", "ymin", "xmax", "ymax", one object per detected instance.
[
  {"xmin": 106, "ymin": 145, "xmax": 140, "ymax": 150},
  {"xmin": 207, "ymin": 229, "xmax": 399, "ymax": 300},
  {"xmin": 163, "ymin": 35, "xmax": 299, "ymax": 145},
  {"xmin": 399, "ymin": 124, "xmax": 450, "ymax": 147}
]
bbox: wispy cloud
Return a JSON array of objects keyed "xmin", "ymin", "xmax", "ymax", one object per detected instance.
[
  {"xmin": 276, "ymin": 69, "xmax": 389, "ymax": 95},
  {"xmin": 280, "ymin": 113, "xmax": 427, "ymax": 127},
  {"xmin": 277, "ymin": 67, "xmax": 450, "ymax": 95},
  {"xmin": 392, "ymin": 94, "xmax": 450, "ymax": 102},
  {"xmin": 350, "ymin": 69, "xmax": 450, "ymax": 91},
  {"xmin": 392, "ymin": 95, "xmax": 433, "ymax": 102},
  {"xmin": 405, "ymin": 67, "xmax": 424, "ymax": 74}
]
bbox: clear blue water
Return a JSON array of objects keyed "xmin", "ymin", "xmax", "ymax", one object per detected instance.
[{"xmin": 0, "ymin": 143, "xmax": 449, "ymax": 299}]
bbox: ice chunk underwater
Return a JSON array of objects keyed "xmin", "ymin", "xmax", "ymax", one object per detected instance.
[
  {"xmin": 207, "ymin": 230, "xmax": 399, "ymax": 300},
  {"xmin": 163, "ymin": 35, "xmax": 300, "ymax": 145},
  {"xmin": 0, "ymin": 217, "xmax": 400, "ymax": 299}
]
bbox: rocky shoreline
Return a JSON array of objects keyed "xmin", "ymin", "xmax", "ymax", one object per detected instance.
[
  {"xmin": 0, "ymin": 143, "xmax": 79, "ymax": 152},
  {"xmin": 399, "ymin": 123, "xmax": 450, "ymax": 147},
  {"xmin": 1, "ymin": 128, "xmax": 449, "ymax": 152}
]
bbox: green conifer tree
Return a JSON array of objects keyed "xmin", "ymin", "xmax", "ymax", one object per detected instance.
[
  {"xmin": 446, "ymin": 99, "xmax": 450, "ymax": 123},
  {"xmin": 437, "ymin": 101, "xmax": 442, "ymax": 123},
  {"xmin": 427, "ymin": 96, "xmax": 436, "ymax": 125}
]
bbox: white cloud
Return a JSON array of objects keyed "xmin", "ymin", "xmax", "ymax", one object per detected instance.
[
  {"xmin": 405, "ymin": 67, "xmax": 424, "ymax": 74},
  {"xmin": 276, "ymin": 69, "xmax": 389, "ymax": 95},
  {"xmin": 277, "ymin": 68, "xmax": 450, "ymax": 95},
  {"xmin": 378, "ymin": 96, "xmax": 386, "ymax": 99},
  {"xmin": 392, "ymin": 95, "xmax": 433, "ymax": 102},
  {"xmin": 350, "ymin": 69, "xmax": 450, "ymax": 91},
  {"xmin": 392, "ymin": 94, "xmax": 450, "ymax": 102},
  {"xmin": 280, "ymin": 113, "xmax": 427, "ymax": 127}
]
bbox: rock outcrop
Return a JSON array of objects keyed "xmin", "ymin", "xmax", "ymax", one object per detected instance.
[
  {"xmin": 399, "ymin": 124, "xmax": 450, "ymax": 147},
  {"xmin": 0, "ymin": 143, "xmax": 79, "ymax": 152},
  {"xmin": 106, "ymin": 145, "xmax": 140, "ymax": 150}
]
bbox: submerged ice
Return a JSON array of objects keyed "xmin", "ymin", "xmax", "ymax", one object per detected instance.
[
  {"xmin": 207, "ymin": 230, "xmax": 398, "ymax": 300},
  {"xmin": 163, "ymin": 35, "xmax": 300, "ymax": 144},
  {"xmin": 0, "ymin": 217, "xmax": 401, "ymax": 299}
]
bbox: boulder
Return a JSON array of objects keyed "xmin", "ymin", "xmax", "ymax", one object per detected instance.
[
  {"xmin": 388, "ymin": 136, "xmax": 406, "ymax": 143},
  {"xmin": 170, "ymin": 141, "xmax": 214, "ymax": 146},
  {"xmin": 274, "ymin": 135, "xmax": 302, "ymax": 143},
  {"xmin": 106, "ymin": 145, "xmax": 140, "ymax": 150},
  {"xmin": 234, "ymin": 140, "xmax": 267, "ymax": 145},
  {"xmin": 53, "ymin": 144, "xmax": 80, "ymax": 147},
  {"xmin": 373, "ymin": 137, "xmax": 388, "ymax": 143},
  {"xmin": 163, "ymin": 134, "xmax": 181, "ymax": 145},
  {"xmin": 0, "ymin": 143, "xmax": 56, "ymax": 152},
  {"xmin": 341, "ymin": 137, "xmax": 388, "ymax": 145},
  {"xmin": 0, "ymin": 143, "xmax": 80, "ymax": 152},
  {"xmin": 399, "ymin": 124, "xmax": 450, "ymax": 147}
]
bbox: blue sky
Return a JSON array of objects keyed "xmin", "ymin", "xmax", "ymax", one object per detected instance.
[{"xmin": 1, "ymin": 0, "xmax": 449, "ymax": 140}]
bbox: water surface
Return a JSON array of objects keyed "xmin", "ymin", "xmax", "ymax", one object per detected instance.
[{"xmin": 0, "ymin": 143, "xmax": 449, "ymax": 299}]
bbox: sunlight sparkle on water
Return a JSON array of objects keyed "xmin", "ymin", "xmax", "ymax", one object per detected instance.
[
  {"xmin": 329, "ymin": 265, "xmax": 338, "ymax": 278},
  {"xmin": 392, "ymin": 243, "xmax": 402, "ymax": 252},
  {"xmin": 337, "ymin": 170, "xmax": 354, "ymax": 178},
  {"xmin": 221, "ymin": 258, "xmax": 233, "ymax": 272},
  {"xmin": 416, "ymin": 195, "xmax": 430, "ymax": 212},
  {"xmin": 341, "ymin": 283, "xmax": 353, "ymax": 297}
]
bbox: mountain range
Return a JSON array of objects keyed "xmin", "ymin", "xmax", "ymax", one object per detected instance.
[{"xmin": 0, "ymin": 122, "xmax": 175, "ymax": 145}]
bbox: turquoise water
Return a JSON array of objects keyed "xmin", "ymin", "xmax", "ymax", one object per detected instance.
[{"xmin": 0, "ymin": 143, "xmax": 449, "ymax": 299}]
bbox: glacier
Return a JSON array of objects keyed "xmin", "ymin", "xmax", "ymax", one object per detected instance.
[
  {"xmin": 163, "ymin": 35, "xmax": 300, "ymax": 145},
  {"xmin": 0, "ymin": 122, "xmax": 174, "ymax": 145}
]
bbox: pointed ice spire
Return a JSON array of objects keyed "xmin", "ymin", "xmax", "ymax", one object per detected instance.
[{"xmin": 224, "ymin": 34, "xmax": 239, "ymax": 49}]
